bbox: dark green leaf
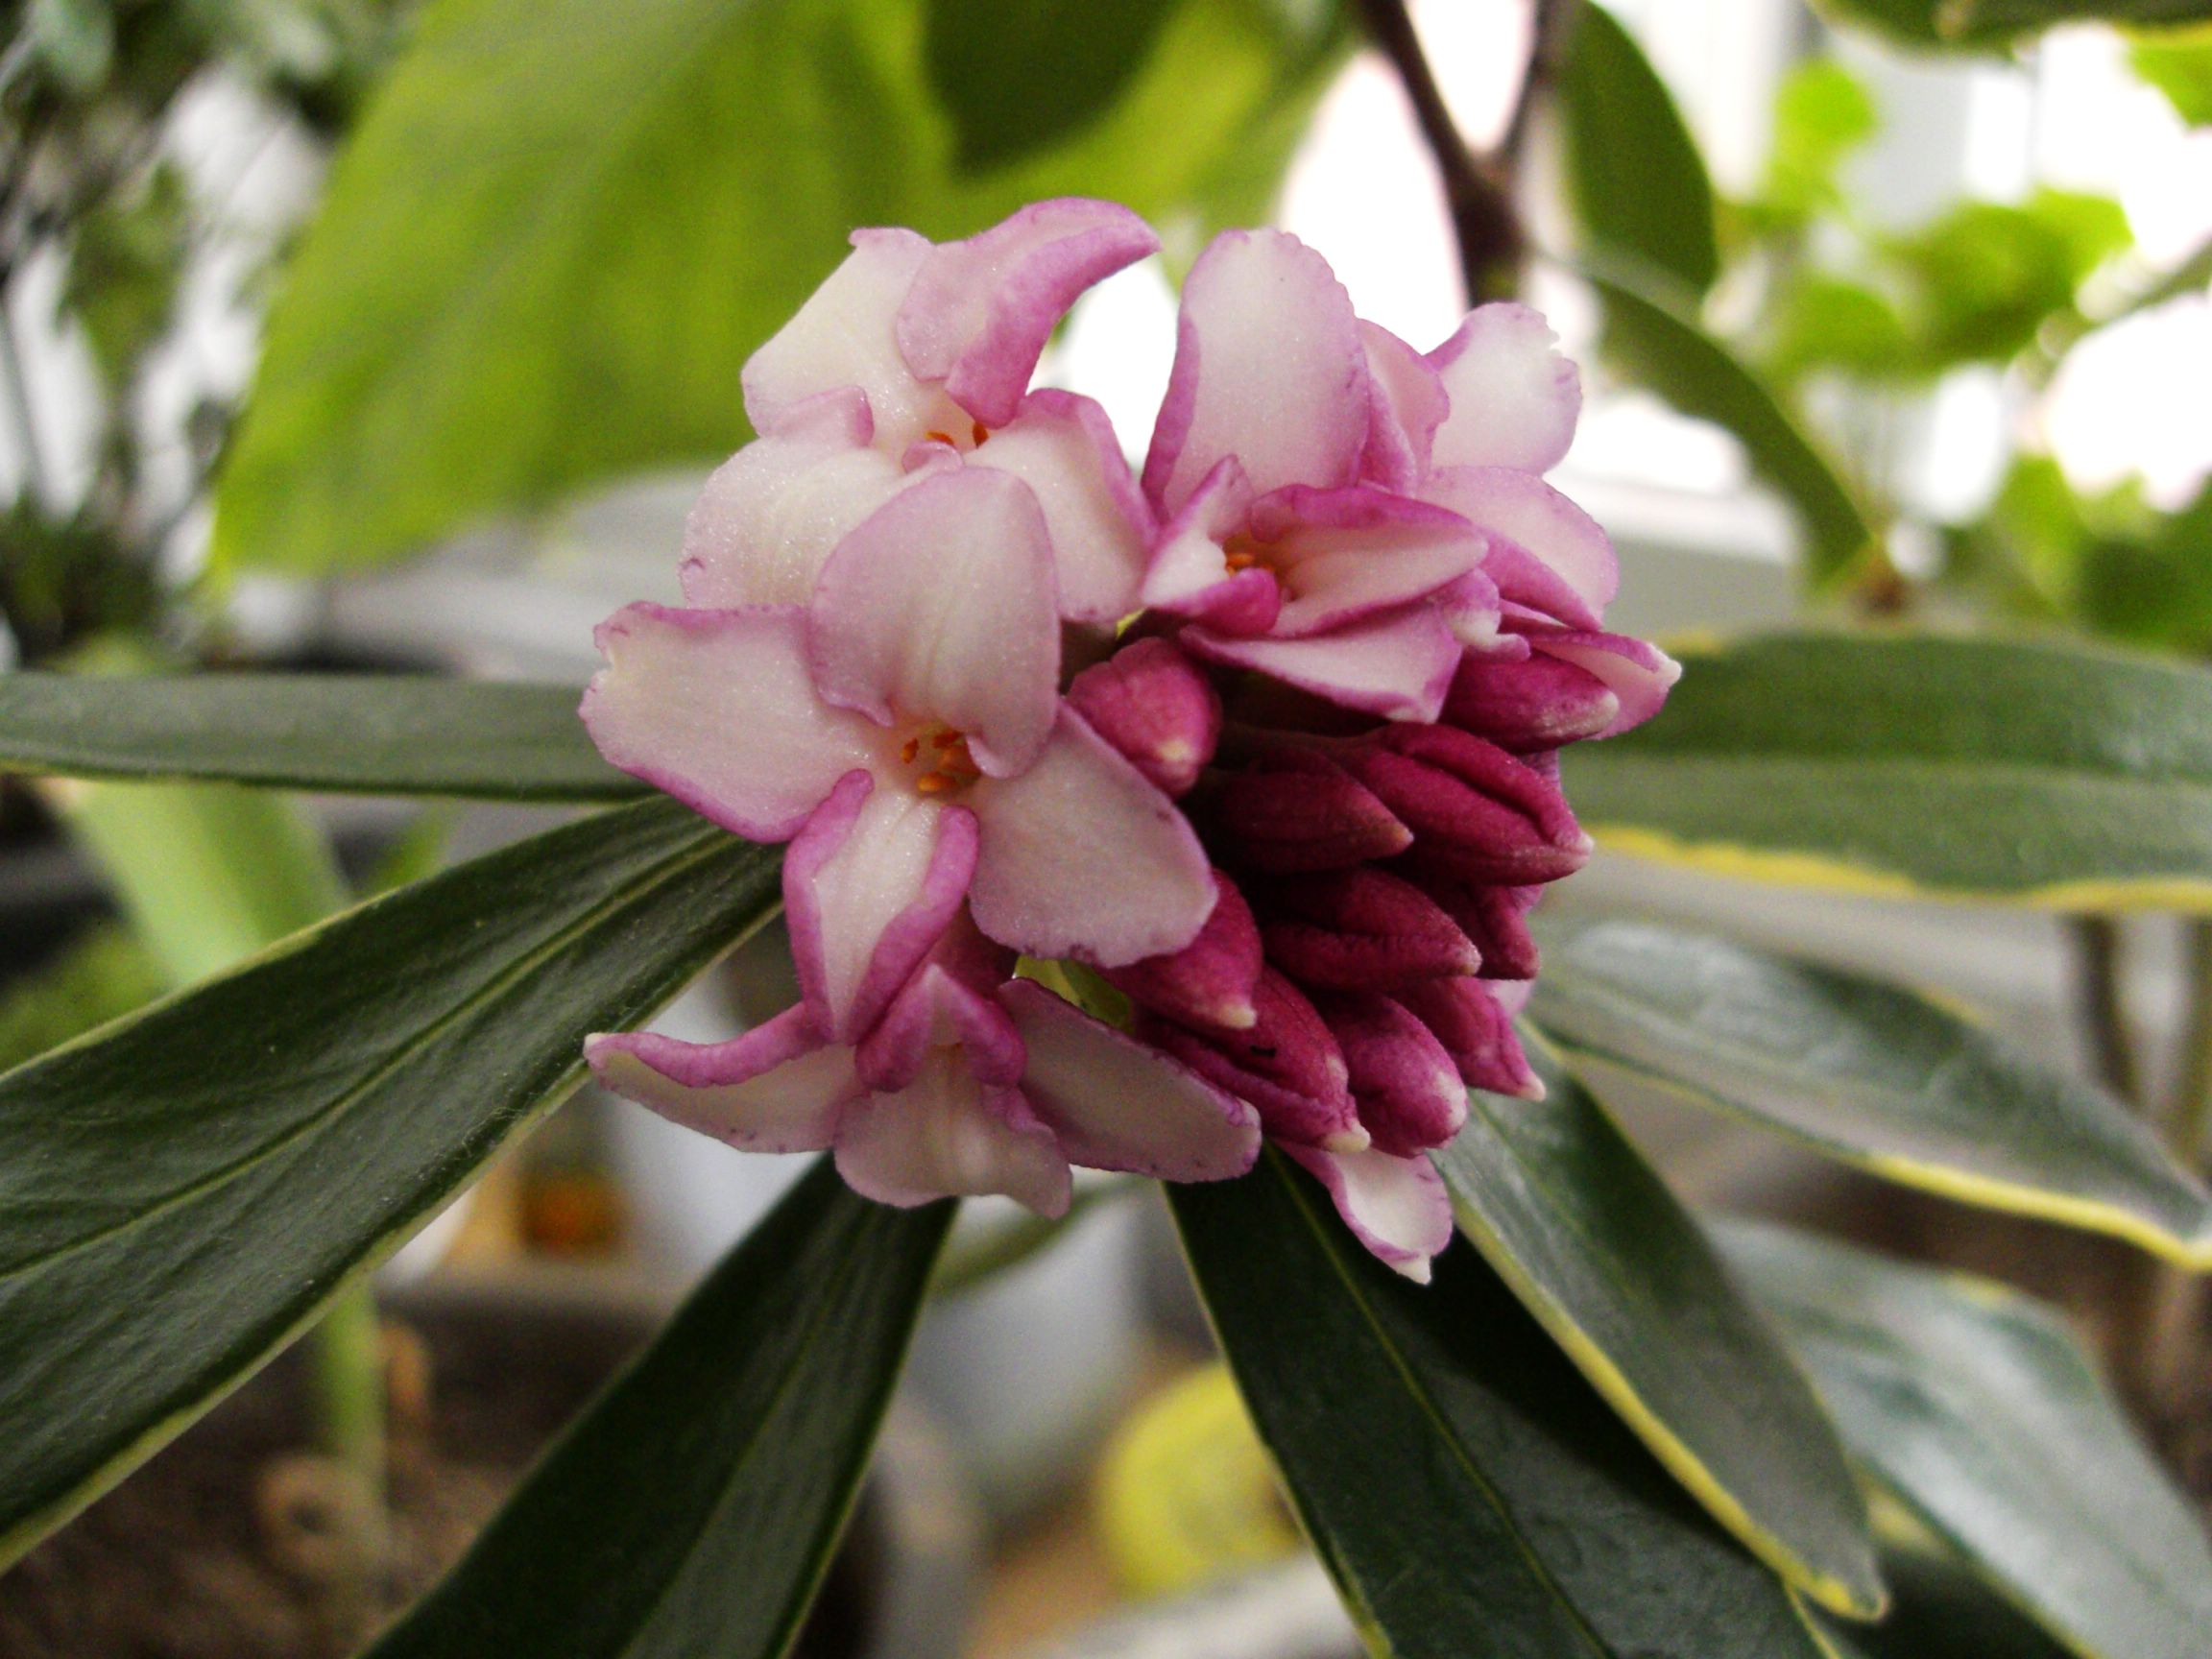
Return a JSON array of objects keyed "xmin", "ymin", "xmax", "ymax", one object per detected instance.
[
  {"xmin": 1530, "ymin": 916, "xmax": 2212, "ymax": 1263},
  {"xmin": 1170, "ymin": 1153, "xmax": 1835, "ymax": 1659},
  {"xmin": 1575, "ymin": 255, "xmax": 1877, "ymax": 586},
  {"xmin": 0, "ymin": 797, "xmax": 780, "ymax": 1568},
  {"xmin": 1564, "ymin": 630, "xmax": 2212, "ymax": 906},
  {"xmin": 1719, "ymin": 1221, "xmax": 2212, "ymax": 1659},
  {"xmin": 925, "ymin": 0, "xmax": 1181, "ymax": 171},
  {"xmin": 2132, "ymin": 31, "xmax": 2212, "ymax": 125},
  {"xmin": 1820, "ymin": 0, "xmax": 2212, "ymax": 47},
  {"xmin": 1436, "ymin": 1037, "xmax": 1880, "ymax": 1616},
  {"xmin": 0, "ymin": 673, "xmax": 637, "ymax": 800},
  {"xmin": 1554, "ymin": 4, "xmax": 1719, "ymax": 294},
  {"xmin": 210, "ymin": 0, "xmax": 1347, "ymax": 576},
  {"xmin": 1812, "ymin": 1549, "xmax": 2072, "ymax": 1659},
  {"xmin": 365, "ymin": 1162, "xmax": 949, "ymax": 1659}
]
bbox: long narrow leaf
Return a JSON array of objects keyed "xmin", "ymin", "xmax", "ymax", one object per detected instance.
[
  {"xmin": 0, "ymin": 673, "xmax": 633, "ymax": 800},
  {"xmin": 365, "ymin": 1162, "xmax": 950, "ymax": 1659},
  {"xmin": 1436, "ymin": 1037, "xmax": 1880, "ymax": 1617},
  {"xmin": 0, "ymin": 798, "xmax": 779, "ymax": 1568},
  {"xmin": 1170, "ymin": 1155, "xmax": 1835, "ymax": 1659}
]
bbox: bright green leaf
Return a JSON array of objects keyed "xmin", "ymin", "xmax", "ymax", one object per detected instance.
[
  {"xmin": 364, "ymin": 1161, "xmax": 949, "ymax": 1659},
  {"xmin": 1765, "ymin": 275, "xmax": 1918, "ymax": 382},
  {"xmin": 2132, "ymin": 29, "xmax": 2212, "ymax": 124},
  {"xmin": 211, "ymin": 0, "xmax": 1347, "ymax": 576},
  {"xmin": 0, "ymin": 797, "xmax": 780, "ymax": 1568},
  {"xmin": 1531, "ymin": 916, "xmax": 2212, "ymax": 1262},
  {"xmin": 924, "ymin": 0, "xmax": 1181, "ymax": 171},
  {"xmin": 1436, "ymin": 1036, "xmax": 1881, "ymax": 1617},
  {"xmin": 1820, "ymin": 0, "xmax": 2212, "ymax": 48},
  {"xmin": 1554, "ymin": 4, "xmax": 1719, "ymax": 294},
  {"xmin": 0, "ymin": 673, "xmax": 637, "ymax": 800},
  {"xmin": 1170, "ymin": 1153, "xmax": 1836, "ymax": 1659},
  {"xmin": 1886, "ymin": 191, "xmax": 2128, "ymax": 367},
  {"xmin": 1764, "ymin": 59, "xmax": 1880, "ymax": 219},
  {"xmin": 1719, "ymin": 1221, "xmax": 2212, "ymax": 1659},
  {"xmin": 1563, "ymin": 631, "xmax": 2212, "ymax": 908},
  {"xmin": 1575, "ymin": 255, "xmax": 1878, "ymax": 585}
]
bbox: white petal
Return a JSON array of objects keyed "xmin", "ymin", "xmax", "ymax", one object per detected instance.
[
  {"xmin": 1282, "ymin": 1143, "xmax": 1454, "ymax": 1283},
  {"xmin": 835, "ymin": 1054, "xmax": 1072, "ymax": 1214},
  {"xmin": 970, "ymin": 391, "xmax": 1151, "ymax": 623}
]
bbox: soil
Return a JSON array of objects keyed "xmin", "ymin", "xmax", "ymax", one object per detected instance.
[{"xmin": 0, "ymin": 1278, "xmax": 876, "ymax": 1659}]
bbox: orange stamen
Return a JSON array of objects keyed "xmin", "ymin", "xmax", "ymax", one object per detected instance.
[
  {"xmin": 915, "ymin": 771, "xmax": 958, "ymax": 794},
  {"xmin": 971, "ymin": 420, "xmax": 991, "ymax": 447},
  {"xmin": 924, "ymin": 429, "xmax": 957, "ymax": 447}
]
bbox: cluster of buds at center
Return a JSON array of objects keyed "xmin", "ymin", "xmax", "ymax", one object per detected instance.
[{"xmin": 579, "ymin": 199, "xmax": 1676, "ymax": 1282}]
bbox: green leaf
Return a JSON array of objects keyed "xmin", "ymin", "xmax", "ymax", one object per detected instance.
[
  {"xmin": 1530, "ymin": 916, "xmax": 2212, "ymax": 1263},
  {"xmin": 924, "ymin": 0, "xmax": 1181, "ymax": 171},
  {"xmin": 1820, "ymin": 0, "xmax": 2212, "ymax": 48},
  {"xmin": 1811, "ymin": 1549, "xmax": 2073, "ymax": 1659},
  {"xmin": 2133, "ymin": 29, "xmax": 2212, "ymax": 125},
  {"xmin": 1563, "ymin": 630, "xmax": 2212, "ymax": 908},
  {"xmin": 27, "ymin": 0, "xmax": 115, "ymax": 93},
  {"xmin": 1553, "ymin": 4, "xmax": 1719, "ymax": 294},
  {"xmin": 364, "ymin": 1162, "xmax": 949, "ymax": 1659},
  {"xmin": 1765, "ymin": 275, "xmax": 1918, "ymax": 383},
  {"xmin": 1760, "ymin": 59, "xmax": 1880, "ymax": 222},
  {"xmin": 1169, "ymin": 1153, "xmax": 1836, "ymax": 1659},
  {"xmin": 0, "ymin": 797, "xmax": 780, "ymax": 1568},
  {"xmin": 0, "ymin": 673, "xmax": 637, "ymax": 801},
  {"xmin": 1575, "ymin": 255, "xmax": 1877, "ymax": 586},
  {"xmin": 62, "ymin": 160, "xmax": 191, "ymax": 393},
  {"xmin": 210, "ymin": 0, "xmax": 1347, "ymax": 576},
  {"xmin": 0, "ymin": 928, "xmax": 161, "ymax": 1075},
  {"xmin": 1436, "ymin": 1035, "xmax": 1880, "ymax": 1617},
  {"xmin": 1718, "ymin": 1221, "xmax": 2212, "ymax": 1659},
  {"xmin": 1886, "ymin": 191, "xmax": 2128, "ymax": 368}
]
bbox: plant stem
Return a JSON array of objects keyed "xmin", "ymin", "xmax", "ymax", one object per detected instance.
[
  {"xmin": 2070, "ymin": 913, "xmax": 2139, "ymax": 1106},
  {"xmin": 312, "ymin": 1283, "xmax": 387, "ymax": 1493},
  {"xmin": 1351, "ymin": 0, "xmax": 1528, "ymax": 302}
]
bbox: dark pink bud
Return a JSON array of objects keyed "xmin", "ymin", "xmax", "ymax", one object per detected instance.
[
  {"xmin": 1394, "ymin": 976, "xmax": 1543, "ymax": 1099},
  {"xmin": 1337, "ymin": 725, "xmax": 1591, "ymax": 884},
  {"xmin": 1442, "ymin": 649, "xmax": 1619, "ymax": 752},
  {"xmin": 1142, "ymin": 969, "xmax": 1364, "ymax": 1151},
  {"xmin": 1316, "ymin": 992, "xmax": 1468, "ymax": 1157},
  {"xmin": 1255, "ymin": 867, "xmax": 1479, "ymax": 991},
  {"xmin": 1395, "ymin": 859, "xmax": 1543, "ymax": 981},
  {"xmin": 1067, "ymin": 637, "xmax": 1221, "ymax": 798},
  {"xmin": 1104, "ymin": 870, "xmax": 1262, "ymax": 1032},
  {"xmin": 1211, "ymin": 746, "xmax": 1414, "ymax": 874}
]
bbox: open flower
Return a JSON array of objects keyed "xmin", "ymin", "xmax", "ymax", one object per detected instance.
[
  {"xmin": 588, "ymin": 915, "xmax": 1260, "ymax": 1214},
  {"xmin": 684, "ymin": 199, "xmax": 1159, "ymax": 626},
  {"xmin": 584, "ymin": 466, "xmax": 1214, "ymax": 1044}
]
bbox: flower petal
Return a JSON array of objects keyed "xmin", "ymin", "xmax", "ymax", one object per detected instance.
[
  {"xmin": 784, "ymin": 772, "xmax": 978, "ymax": 1043},
  {"xmin": 1138, "ymin": 458, "xmax": 1280, "ymax": 635},
  {"xmin": 581, "ymin": 603, "xmax": 878, "ymax": 841},
  {"xmin": 967, "ymin": 707, "xmax": 1214, "ymax": 966},
  {"xmin": 898, "ymin": 199, "xmax": 1162, "ymax": 428},
  {"xmin": 1142, "ymin": 229, "xmax": 1368, "ymax": 516},
  {"xmin": 855, "ymin": 955, "xmax": 1024, "ymax": 1093},
  {"xmin": 681, "ymin": 390, "xmax": 935, "ymax": 609},
  {"xmin": 809, "ymin": 467, "xmax": 1061, "ymax": 774},
  {"xmin": 1519, "ymin": 627, "xmax": 1682, "ymax": 737},
  {"xmin": 743, "ymin": 228, "xmax": 965, "ymax": 444},
  {"xmin": 970, "ymin": 389, "xmax": 1153, "ymax": 623},
  {"xmin": 1182, "ymin": 607, "xmax": 1464, "ymax": 724},
  {"xmin": 1426, "ymin": 302, "xmax": 1580, "ymax": 475},
  {"xmin": 1421, "ymin": 465, "xmax": 1617, "ymax": 619},
  {"xmin": 1441, "ymin": 645, "xmax": 1621, "ymax": 751},
  {"xmin": 1248, "ymin": 485, "xmax": 1486, "ymax": 637},
  {"xmin": 835, "ymin": 1057, "xmax": 1071, "ymax": 1215},
  {"xmin": 1358, "ymin": 320, "xmax": 1450, "ymax": 492},
  {"xmin": 1282, "ymin": 1142, "xmax": 1455, "ymax": 1283},
  {"xmin": 998, "ymin": 979, "xmax": 1261, "ymax": 1181},
  {"xmin": 585, "ymin": 1007, "xmax": 853, "ymax": 1152}
]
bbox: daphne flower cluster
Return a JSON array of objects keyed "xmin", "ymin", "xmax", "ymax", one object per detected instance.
[{"xmin": 582, "ymin": 199, "xmax": 1676, "ymax": 1281}]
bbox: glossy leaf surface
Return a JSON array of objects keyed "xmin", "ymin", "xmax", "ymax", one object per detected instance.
[
  {"xmin": 212, "ymin": 0, "xmax": 1345, "ymax": 575},
  {"xmin": 1553, "ymin": 3, "xmax": 1719, "ymax": 293},
  {"xmin": 1436, "ymin": 1038, "xmax": 1879, "ymax": 1616},
  {"xmin": 0, "ymin": 798, "xmax": 779, "ymax": 1567},
  {"xmin": 0, "ymin": 673, "xmax": 635, "ymax": 801},
  {"xmin": 366, "ymin": 1162, "xmax": 950, "ymax": 1659},
  {"xmin": 1719, "ymin": 1221, "xmax": 2212, "ymax": 1659},
  {"xmin": 1565, "ymin": 631, "xmax": 2212, "ymax": 908},
  {"xmin": 1531, "ymin": 917, "xmax": 2212, "ymax": 1262},
  {"xmin": 1171, "ymin": 1153, "xmax": 1833, "ymax": 1659}
]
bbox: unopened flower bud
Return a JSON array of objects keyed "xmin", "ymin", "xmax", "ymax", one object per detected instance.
[
  {"xmin": 1316, "ymin": 992, "xmax": 1468, "ymax": 1157},
  {"xmin": 1104, "ymin": 870, "xmax": 1262, "ymax": 1032},
  {"xmin": 1210, "ymin": 746, "xmax": 1414, "ymax": 874},
  {"xmin": 1394, "ymin": 976, "xmax": 1542, "ymax": 1099},
  {"xmin": 1337, "ymin": 725, "xmax": 1591, "ymax": 884},
  {"xmin": 1143, "ymin": 969, "xmax": 1364, "ymax": 1151},
  {"xmin": 1067, "ymin": 637, "xmax": 1221, "ymax": 798},
  {"xmin": 1442, "ymin": 649, "xmax": 1619, "ymax": 752},
  {"xmin": 1254, "ymin": 867, "xmax": 1479, "ymax": 991},
  {"xmin": 1394, "ymin": 859, "xmax": 1543, "ymax": 981}
]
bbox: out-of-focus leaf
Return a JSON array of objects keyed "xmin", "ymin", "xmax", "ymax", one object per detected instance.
[
  {"xmin": 211, "ymin": 0, "xmax": 1348, "ymax": 576},
  {"xmin": 1171, "ymin": 1155, "xmax": 1836, "ymax": 1659},
  {"xmin": 0, "ymin": 798, "xmax": 780, "ymax": 1568},
  {"xmin": 1719, "ymin": 1221, "xmax": 2212, "ymax": 1659},
  {"xmin": 1435, "ymin": 1038, "xmax": 1880, "ymax": 1616},
  {"xmin": 1530, "ymin": 916, "xmax": 2212, "ymax": 1263},
  {"xmin": 2078, "ymin": 480, "xmax": 2212, "ymax": 654},
  {"xmin": 363, "ymin": 1162, "xmax": 950, "ymax": 1659},
  {"xmin": 1812, "ymin": 1550, "xmax": 2074, "ymax": 1659},
  {"xmin": 1766, "ymin": 275, "xmax": 1916, "ymax": 382},
  {"xmin": 62, "ymin": 161, "xmax": 190, "ymax": 392},
  {"xmin": 1563, "ymin": 630, "xmax": 2212, "ymax": 907},
  {"xmin": 2133, "ymin": 29, "xmax": 2212, "ymax": 124},
  {"xmin": 1887, "ymin": 191, "xmax": 2128, "ymax": 368},
  {"xmin": 0, "ymin": 673, "xmax": 636, "ymax": 801},
  {"xmin": 1554, "ymin": 3, "xmax": 1719, "ymax": 293},
  {"xmin": 0, "ymin": 928, "xmax": 160, "ymax": 1075},
  {"xmin": 27, "ymin": 0, "xmax": 115, "ymax": 93},
  {"xmin": 1576, "ymin": 254, "xmax": 1877, "ymax": 585},
  {"xmin": 1760, "ymin": 59, "xmax": 1880, "ymax": 222},
  {"xmin": 925, "ymin": 0, "xmax": 1181, "ymax": 171},
  {"xmin": 1820, "ymin": 0, "xmax": 2212, "ymax": 48}
]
